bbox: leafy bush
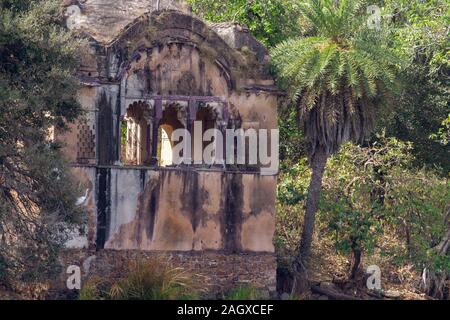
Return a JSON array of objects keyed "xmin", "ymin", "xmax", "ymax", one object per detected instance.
[
  {"xmin": 276, "ymin": 137, "xmax": 449, "ymax": 281},
  {"xmin": 384, "ymin": 169, "xmax": 449, "ymax": 274},
  {"xmin": 187, "ymin": 0, "xmax": 301, "ymax": 47},
  {"xmin": 0, "ymin": 0, "xmax": 84, "ymax": 286},
  {"xmin": 277, "ymin": 158, "xmax": 310, "ymax": 206},
  {"xmin": 319, "ymin": 138, "xmax": 413, "ymax": 278},
  {"xmin": 430, "ymin": 115, "xmax": 450, "ymax": 146}
]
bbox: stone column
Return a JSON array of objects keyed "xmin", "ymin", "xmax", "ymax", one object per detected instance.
[
  {"xmin": 187, "ymin": 99, "xmax": 198, "ymax": 165},
  {"xmin": 151, "ymin": 98, "xmax": 163, "ymax": 165},
  {"xmin": 220, "ymin": 102, "xmax": 230, "ymax": 169},
  {"xmin": 131, "ymin": 120, "xmax": 138, "ymax": 164},
  {"xmin": 144, "ymin": 120, "xmax": 152, "ymax": 165},
  {"xmin": 125, "ymin": 118, "xmax": 134, "ymax": 163}
]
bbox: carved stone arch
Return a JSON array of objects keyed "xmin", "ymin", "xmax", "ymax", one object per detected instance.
[
  {"xmin": 122, "ymin": 100, "xmax": 153, "ymax": 120},
  {"xmin": 117, "ymin": 42, "xmax": 233, "ymax": 97},
  {"xmin": 121, "ymin": 101, "xmax": 153, "ymax": 166},
  {"xmin": 161, "ymin": 101, "xmax": 188, "ymax": 127},
  {"xmin": 106, "ymin": 10, "xmax": 263, "ymax": 92},
  {"xmin": 199, "ymin": 101, "xmax": 226, "ymax": 124}
]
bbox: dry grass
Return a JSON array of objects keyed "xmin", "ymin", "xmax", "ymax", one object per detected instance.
[{"xmin": 80, "ymin": 257, "xmax": 205, "ymax": 300}]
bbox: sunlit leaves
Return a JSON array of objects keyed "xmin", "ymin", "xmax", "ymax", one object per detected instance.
[{"xmin": 187, "ymin": 0, "xmax": 301, "ymax": 47}]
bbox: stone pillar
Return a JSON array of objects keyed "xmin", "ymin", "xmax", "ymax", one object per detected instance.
[
  {"xmin": 220, "ymin": 102, "xmax": 230, "ymax": 169},
  {"xmin": 144, "ymin": 120, "xmax": 152, "ymax": 165},
  {"xmin": 131, "ymin": 120, "xmax": 138, "ymax": 164},
  {"xmin": 151, "ymin": 98, "xmax": 163, "ymax": 165},
  {"xmin": 187, "ymin": 99, "xmax": 198, "ymax": 165},
  {"xmin": 125, "ymin": 118, "xmax": 134, "ymax": 163}
]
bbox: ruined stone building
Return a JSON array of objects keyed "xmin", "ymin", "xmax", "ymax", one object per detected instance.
[{"xmin": 58, "ymin": 0, "xmax": 280, "ymax": 290}]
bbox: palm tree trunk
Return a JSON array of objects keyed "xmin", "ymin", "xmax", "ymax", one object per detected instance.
[{"xmin": 292, "ymin": 145, "xmax": 328, "ymax": 293}]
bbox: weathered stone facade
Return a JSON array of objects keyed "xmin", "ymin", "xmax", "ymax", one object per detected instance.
[{"xmin": 58, "ymin": 0, "xmax": 279, "ymax": 291}]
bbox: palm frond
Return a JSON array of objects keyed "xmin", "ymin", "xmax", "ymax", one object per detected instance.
[{"xmin": 271, "ymin": 0, "xmax": 403, "ymax": 157}]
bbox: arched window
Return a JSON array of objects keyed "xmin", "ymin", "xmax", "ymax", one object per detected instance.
[
  {"xmin": 157, "ymin": 104, "xmax": 185, "ymax": 167},
  {"xmin": 120, "ymin": 102, "xmax": 151, "ymax": 166},
  {"xmin": 193, "ymin": 105, "xmax": 218, "ymax": 164},
  {"xmin": 196, "ymin": 105, "xmax": 217, "ymax": 134},
  {"xmin": 118, "ymin": 98, "xmax": 229, "ymax": 168}
]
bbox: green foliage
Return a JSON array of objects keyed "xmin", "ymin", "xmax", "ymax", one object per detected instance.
[
  {"xmin": 279, "ymin": 105, "xmax": 307, "ymax": 165},
  {"xmin": 271, "ymin": 0, "xmax": 403, "ymax": 156},
  {"xmin": 377, "ymin": 67, "xmax": 449, "ymax": 172},
  {"xmin": 0, "ymin": 0, "xmax": 84, "ymax": 284},
  {"xmin": 431, "ymin": 115, "xmax": 450, "ymax": 146},
  {"xmin": 385, "ymin": 0, "xmax": 449, "ymax": 74},
  {"xmin": 377, "ymin": 0, "xmax": 449, "ymax": 172},
  {"xmin": 121, "ymin": 121, "xmax": 128, "ymax": 146},
  {"xmin": 187, "ymin": 0, "xmax": 301, "ymax": 47},
  {"xmin": 384, "ymin": 169, "xmax": 449, "ymax": 273},
  {"xmin": 80, "ymin": 259, "xmax": 200, "ymax": 300},
  {"xmin": 321, "ymin": 137, "xmax": 449, "ymax": 274},
  {"xmin": 277, "ymin": 137, "xmax": 449, "ymax": 274},
  {"xmin": 319, "ymin": 137, "xmax": 413, "ymax": 258},
  {"xmin": 79, "ymin": 278, "xmax": 103, "ymax": 301},
  {"xmin": 278, "ymin": 158, "xmax": 310, "ymax": 206},
  {"xmin": 275, "ymin": 202, "xmax": 305, "ymax": 270},
  {"xmin": 225, "ymin": 285, "xmax": 262, "ymax": 300}
]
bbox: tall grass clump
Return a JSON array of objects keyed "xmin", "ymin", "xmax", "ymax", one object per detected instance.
[
  {"xmin": 80, "ymin": 258, "xmax": 201, "ymax": 300},
  {"xmin": 225, "ymin": 285, "xmax": 262, "ymax": 300}
]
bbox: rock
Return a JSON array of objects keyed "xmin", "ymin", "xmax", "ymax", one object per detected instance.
[
  {"xmin": 82, "ymin": 255, "xmax": 96, "ymax": 275},
  {"xmin": 259, "ymin": 290, "xmax": 270, "ymax": 300},
  {"xmin": 281, "ymin": 292, "xmax": 291, "ymax": 300},
  {"xmin": 268, "ymin": 286, "xmax": 277, "ymax": 293},
  {"xmin": 384, "ymin": 290, "xmax": 402, "ymax": 299}
]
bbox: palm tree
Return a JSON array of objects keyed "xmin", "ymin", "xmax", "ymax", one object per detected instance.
[{"xmin": 271, "ymin": 0, "xmax": 402, "ymax": 291}]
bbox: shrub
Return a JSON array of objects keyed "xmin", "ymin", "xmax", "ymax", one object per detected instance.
[
  {"xmin": 80, "ymin": 258, "xmax": 201, "ymax": 300},
  {"xmin": 276, "ymin": 137, "xmax": 449, "ymax": 284}
]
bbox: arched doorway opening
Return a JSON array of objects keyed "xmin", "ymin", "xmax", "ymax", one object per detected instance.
[
  {"xmin": 157, "ymin": 104, "xmax": 185, "ymax": 167},
  {"xmin": 120, "ymin": 102, "xmax": 151, "ymax": 166}
]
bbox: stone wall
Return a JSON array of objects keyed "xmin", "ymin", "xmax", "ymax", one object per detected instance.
[
  {"xmin": 57, "ymin": 249, "xmax": 277, "ymax": 299},
  {"xmin": 69, "ymin": 166, "xmax": 276, "ymax": 253}
]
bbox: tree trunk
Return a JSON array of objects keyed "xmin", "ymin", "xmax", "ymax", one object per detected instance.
[
  {"xmin": 404, "ymin": 219, "xmax": 412, "ymax": 258},
  {"xmin": 292, "ymin": 146, "xmax": 328, "ymax": 294},
  {"xmin": 421, "ymin": 211, "xmax": 450, "ymax": 300},
  {"xmin": 349, "ymin": 247, "xmax": 362, "ymax": 280}
]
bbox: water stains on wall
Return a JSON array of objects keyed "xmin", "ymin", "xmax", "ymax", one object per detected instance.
[{"xmin": 90, "ymin": 167, "xmax": 275, "ymax": 253}]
